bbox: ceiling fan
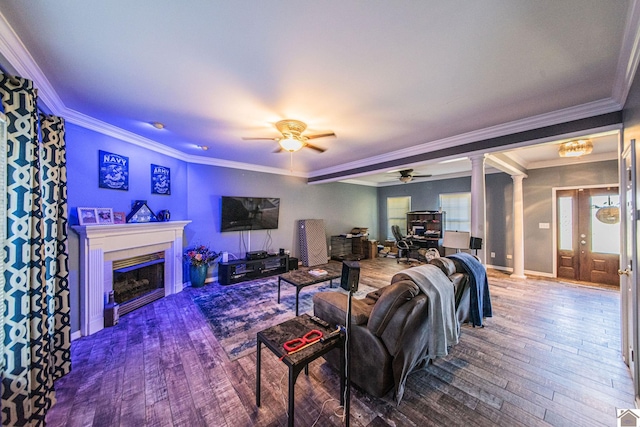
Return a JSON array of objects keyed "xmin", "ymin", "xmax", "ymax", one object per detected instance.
[
  {"xmin": 242, "ymin": 119, "xmax": 335, "ymax": 153},
  {"xmin": 395, "ymin": 169, "xmax": 432, "ymax": 183}
]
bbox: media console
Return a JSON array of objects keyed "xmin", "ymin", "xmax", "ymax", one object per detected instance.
[{"xmin": 218, "ymin": 254, "xmax": 289, "ymax": 286}]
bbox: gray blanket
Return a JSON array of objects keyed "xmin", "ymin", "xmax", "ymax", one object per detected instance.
[{"xmin": 390, "ymin": 264, "xmax": 460, "ymax": 403}]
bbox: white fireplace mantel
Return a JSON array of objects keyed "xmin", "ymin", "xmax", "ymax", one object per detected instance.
[{"xmin": 72, "ymin": 220, "xmax": 191, "ymax": 336}]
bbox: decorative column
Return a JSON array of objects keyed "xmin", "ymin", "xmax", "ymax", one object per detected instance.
[
  {"xmin": 511, "ymin": 174, "xmax": 527, "ymax": 279},
  {"xmin": 470, "ymin": 155, "xmax": 487, "ymax": 263}
]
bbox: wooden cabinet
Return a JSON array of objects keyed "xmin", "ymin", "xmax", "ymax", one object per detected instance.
[
  {"xmin": 406, "ymin": 211, "xmax": 445, "ymax": 253},
  {"xmin": 406, "ymin": 211, "xmax": 444, "ymax": 238}
]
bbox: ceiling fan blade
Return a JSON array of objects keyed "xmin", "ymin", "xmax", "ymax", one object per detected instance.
[
  {"xmin": 304, "ymin": 143, "xmax": 326, "ymax": 153},
  {"xmin": 305, "ymin": 132, "xmax": 336, "ymax": 140},
  {"xmin": 242, "ymin": 137, "xmax": 279, "ymax": 140},
  {"xmin": 273, "ymin": 146, "xmax": 284, "ymax": 153},
  {"xmin": 412, "ymin": 174, "xmax": 432, "ymax": 178}
]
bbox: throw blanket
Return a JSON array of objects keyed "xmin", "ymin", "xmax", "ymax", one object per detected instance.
[
  {"xmin": 449, "ymin": 252, "xmax": 492, "ymax": 327},
  {"xmin": 390, "ymin": 264, "xmax": 459, "ymax": 403}
]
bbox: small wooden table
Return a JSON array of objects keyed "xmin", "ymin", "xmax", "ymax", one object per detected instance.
[
  {"xmin": 256, "ymin": 314, "xmax": 345, "ymax": 427},
  {"xmin": 277, "ymin": 263, "xmax": 343, "ymax": 315}
]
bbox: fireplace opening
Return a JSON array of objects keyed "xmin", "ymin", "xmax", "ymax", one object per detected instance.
[{"xmin": 113, "ymin": 252, "xmax": 165, "ymax": 316}]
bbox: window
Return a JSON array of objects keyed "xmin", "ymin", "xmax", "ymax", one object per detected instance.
[
  {"xmin": 439, "ymin": 192, "xmax": 471, "ymax": 232},
  {"xmin": 387, "ymin": 196, "xmax": 411, "ymax": 240}
]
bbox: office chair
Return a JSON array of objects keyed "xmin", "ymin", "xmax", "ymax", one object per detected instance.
[{"xmin": 391, "ymin": 225, "xmax": 420, "ymax": 264}]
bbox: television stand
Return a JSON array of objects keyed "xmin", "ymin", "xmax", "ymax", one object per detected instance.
[{"xmin": 218, "ymin": 254, "xmax": 289, "ymax": 285}]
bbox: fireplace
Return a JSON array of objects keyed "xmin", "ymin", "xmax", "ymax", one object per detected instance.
[
  {"xmin": 113, "ymin": 252, "xmax": 165, "ymax": 316},
  {"xmin": 73, "ymin": 220, "xmax": 191, "ymax": 336}
]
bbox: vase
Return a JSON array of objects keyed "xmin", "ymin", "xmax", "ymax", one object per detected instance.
[{"xmin": 190, "ymin": 264, "xmax": 208, "ymax": 288}]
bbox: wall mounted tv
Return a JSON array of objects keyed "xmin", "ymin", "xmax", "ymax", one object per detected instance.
[{"xmin": 220, "ymin": 196, "xmax": 280, "ymax": 232}]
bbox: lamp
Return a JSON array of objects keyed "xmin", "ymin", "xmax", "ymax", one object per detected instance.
[
  {"xmin": 442, "ymin": 230, "xmax": 470, "ymax": 252},
  {"xmin": 279, "ymin": 137, "xmax": 304, "ymax": 152},
  {"xmin": 558, "ymin": 139, "xmax": 593, "ymax": 157}
]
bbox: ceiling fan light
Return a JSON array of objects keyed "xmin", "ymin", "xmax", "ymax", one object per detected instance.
[
  {"xmin": 558, "ymin": 139, "xmax": 593, "ymax": 157},
  {"xmin": 399, "ymin": 175, "xmax": 412, "ymax": 183},
  {"xmin": 279, "ymin": 137, "xmax": 304, "ymax": 152}
]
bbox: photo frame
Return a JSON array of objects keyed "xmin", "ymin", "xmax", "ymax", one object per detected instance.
[
  {"xmin": 151, "ymin": 164, "xmax": 171, "ymax": 195},
  {"xmin": 78, "ymin": 207, "xmax": 98, "ymax": 225},
  {"xmin": 113, "ymin": 211, "xmax": 126, "ymax": 224},
  {"xmin": 99, "ymin": 150, "xmax": 129, "ymax": 190},
  {"xmin": 96, "ymin": 208, "xmax": 114, "ymax": 225}
]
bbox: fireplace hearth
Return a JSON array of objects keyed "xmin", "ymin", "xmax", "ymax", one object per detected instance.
[{"xmin": 113, "ymin": 252, "xmax": 165, "ymax": 316}]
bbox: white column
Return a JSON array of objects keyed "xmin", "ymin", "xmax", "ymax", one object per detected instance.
[
  {"xmin": 470, "ymin": 155, "xmax": 487, "ymax": 263},
  {"xmin": 511, "ymin": 174, "xmax": 527, "ymax": 279}
]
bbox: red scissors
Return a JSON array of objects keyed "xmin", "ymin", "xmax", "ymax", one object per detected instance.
[{"xmin": 283, "ymin": 329, "xmax": 323, "ymax": 353}]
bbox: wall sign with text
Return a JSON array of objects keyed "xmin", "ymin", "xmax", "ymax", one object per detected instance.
[
  {"xmin": 99, "ymin": 150, "xmax": 129, "ymax": 190},
  {"xmin": 151, "ymin": 164, "xmax": 171, "ymax": 195}
]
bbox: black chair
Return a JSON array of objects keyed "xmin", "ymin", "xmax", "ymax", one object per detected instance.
[{"xmin": 391, "ymin": 225, "xmax": 421, "ymax": 264}]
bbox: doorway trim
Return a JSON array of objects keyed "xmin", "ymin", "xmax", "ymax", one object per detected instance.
[{"xmin": 551, "ymin": 183, "xmax": 620, "ymax": 278}]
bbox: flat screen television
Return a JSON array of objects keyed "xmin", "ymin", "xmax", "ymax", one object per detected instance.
[{"xmin": 220, "ymin": 196, "xmax": 280, "ymax": 232}]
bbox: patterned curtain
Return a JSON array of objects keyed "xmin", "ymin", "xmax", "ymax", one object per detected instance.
[{"xmin": 0, "ymin": 73, "xmax": 71, "ymax": 426}]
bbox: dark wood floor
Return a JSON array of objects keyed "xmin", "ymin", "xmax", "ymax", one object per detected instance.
[{"xmin": 45, "ymin": 257, "xmax": 635, "ymax": 426}]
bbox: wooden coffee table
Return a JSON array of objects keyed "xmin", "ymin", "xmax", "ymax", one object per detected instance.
[
  {"xmin": 277, "ymin": 262, "xmax": 342, "ymax": 315},
  {"xmin": 256, "ymin": 314, "xmax": 344, "ymax": 427}
]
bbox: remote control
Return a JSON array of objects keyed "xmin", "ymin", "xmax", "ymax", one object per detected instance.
[
  {"xmin": 310, "ymin": 315, "xmax": 329, "ymax": 328},
  {"xmin": 320, "ymin": 329, "xmax": 341, "ymax": 343}
]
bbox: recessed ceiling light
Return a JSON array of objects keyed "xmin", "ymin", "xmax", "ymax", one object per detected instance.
[
  {"xmin": 198, "ymin": 145, "xmax": 209, "ymax": 151},
  {"xmin": 151, "ymin": 121, "xmax": 165, "ymax": 129}
]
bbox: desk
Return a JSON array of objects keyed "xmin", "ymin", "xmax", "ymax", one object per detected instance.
[
  {"xmin": 256, "ymin": 314, "xmax": 345, "ymax": 427},
  {"xmin": 278, "ymin": 263, "xmax": 342, "ymax": 315}
]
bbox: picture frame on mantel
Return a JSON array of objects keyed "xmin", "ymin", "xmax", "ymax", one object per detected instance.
[
  {"xmin": 113, "ymin": 211, "xmax": 126, "ymax": 224},
  {"xmin": 78, "ymin": 207, "xmax": 98, "ymax": 225},
  {"xmin": 96, "ymin": 208, "xmax": 114, "ymax": 225}
]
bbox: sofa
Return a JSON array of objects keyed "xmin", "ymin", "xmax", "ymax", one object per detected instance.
[{"xmin": 312, "ymin": 256, "xmax": 474, "ymax": 403}]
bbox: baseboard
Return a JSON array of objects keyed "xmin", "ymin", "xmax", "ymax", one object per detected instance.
[
  {"xmin": 71, "ymin": 330, "xmax": 82, "ymax": 341},
  {"xmin": 485, "ymin": 264, "xmax": 554, "ymax": 278}
]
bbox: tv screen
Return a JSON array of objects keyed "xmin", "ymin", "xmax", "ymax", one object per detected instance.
[{"xmin": 220, "ymin": 196, "xmax": 280, "ymax": 232}]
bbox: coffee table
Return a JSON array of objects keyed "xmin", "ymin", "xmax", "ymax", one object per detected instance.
[
  {"xmin": 256, "ymin": 314, "xmax": 344, "ymax": 427},
  {"xmin": 277, "ymin": 263, "xmax": 343, "ymax": 315}
]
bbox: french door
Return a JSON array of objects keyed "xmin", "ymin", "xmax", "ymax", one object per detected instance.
[{"xmin": 557, "ymin": 187, "xmax": 620, "ymax": 285}]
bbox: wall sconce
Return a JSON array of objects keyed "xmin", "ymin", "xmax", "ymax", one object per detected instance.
[{"xmin": 558, "ymin": 139, "xmax": 593, "ymax": 157}]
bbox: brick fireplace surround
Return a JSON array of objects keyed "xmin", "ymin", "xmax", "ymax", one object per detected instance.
[{"xmin": 72, "ymin": 221, "xmax": 191, "ymax": 336}]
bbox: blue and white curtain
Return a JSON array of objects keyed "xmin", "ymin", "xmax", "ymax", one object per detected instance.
[{"xmin": 0, "ymin": 73, "xmax": 71, "ymax": 426}]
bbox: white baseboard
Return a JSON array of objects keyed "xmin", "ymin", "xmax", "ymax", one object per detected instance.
[
  {"xmin": 485, "ymin": 264, "xmax": 554, "ymax": 278},
  {"xmin": 71, "ymin": 330, "xmax": 82, "ymax": 341}
]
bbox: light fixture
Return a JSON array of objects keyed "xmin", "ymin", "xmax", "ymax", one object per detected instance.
[
  {"xmin": 399, "ymin": 175, "xmax": 412, "ymax": 183},
  {"xmin": 151, "ymin": 121, "xmax": 165, "ymax": 130},
  {"xmin": 558, "ymin": 139, "xmax": 593, "ymax": 157},
  {"xmin": 278, "ymin": 137, "xmax": 304, "ymax": 152},
  {"xmin": 594, "ymin": 196, "xmax": 620, "ymax": 224},
  {"xmin": 198, "ymin": 145, "xmax": 209, "ymax": 151}
]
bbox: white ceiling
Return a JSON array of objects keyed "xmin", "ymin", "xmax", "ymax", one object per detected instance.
[{"xmin": 0, "ymin": 1, "xmax": 635, "ymax": 184}]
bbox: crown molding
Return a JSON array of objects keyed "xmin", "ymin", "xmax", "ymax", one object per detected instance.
[
  {"xmin": 309, "ymin": 98, "xmax": 621, "ymax": 180},
  {"xmin": 0, "ymin": 11, "xmax": 66, "ymax": 114},
  {"xmin": 612, "ymin": 0, "xmax": 640, "ymax": 106}
]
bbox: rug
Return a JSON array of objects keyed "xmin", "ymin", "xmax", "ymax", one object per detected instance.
[{"xmin": 191, "ymin": 277, "xmax": 378, "ymax": 360}]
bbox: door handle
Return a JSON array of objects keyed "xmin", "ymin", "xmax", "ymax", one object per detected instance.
[
  {"xmin": 580, "ymin": 240, "xmax": 586, "ymax": 245},
  {"xmin": 618, "ymin": 268, "xmax": 631, "ymax": 276}
]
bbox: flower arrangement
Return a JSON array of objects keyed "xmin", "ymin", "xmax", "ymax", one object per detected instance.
[{"xmin": 184, "ymin": 245, "xmax": 219, "ymax": 267}]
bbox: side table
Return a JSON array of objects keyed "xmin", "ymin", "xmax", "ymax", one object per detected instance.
[{"xmin": 256, "ymin": 314, "xmax": 344, "ymax": 427}]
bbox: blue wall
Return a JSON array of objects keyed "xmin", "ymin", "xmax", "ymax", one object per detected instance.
[{"xmin": 65, "ymin": 123, "xmax": 378, "ymax": 333}]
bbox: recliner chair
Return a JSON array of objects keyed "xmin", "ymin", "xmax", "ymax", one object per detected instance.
[{"xmin": 391, "ymin": 225, "xmax": 420, "ymax": 264}]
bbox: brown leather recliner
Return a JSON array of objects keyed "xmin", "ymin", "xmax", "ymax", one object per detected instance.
[{"xmin": 312, "ymin": 257, "xmax": 471, "ymax": 399}]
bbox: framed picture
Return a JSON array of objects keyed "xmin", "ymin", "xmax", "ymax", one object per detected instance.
[
  {"xmin": 113, "ymin": 211, "xmax": 126, "ymax": 224},
  {"xmin": 151, "ymin": 164, "xmax": 171, "ymax": 195},
  {"xmin": 99, "ymin": 150, "xmax": 129, "ymax": 190},
  {"xmin": 96, "ymin": 208, "xmax": 114, "ymax": 224},
  {"xmin": 78, "ymin": 207, "xmax": 98, "ymax": 225}
]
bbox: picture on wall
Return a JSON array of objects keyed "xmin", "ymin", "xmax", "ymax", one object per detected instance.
[
  {"xmin": 78, "ymin": 207, "xmax": 98, "ymax": 225},
  {"xmin": 99, "ymin": 150, "xmax": 129, "ymax": 190},
  {"xmin": 151, "ymin": 164, "xmax": 171, "ymax": 195}
]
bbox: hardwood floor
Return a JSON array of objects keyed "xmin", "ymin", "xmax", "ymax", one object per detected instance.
[{"xmin": 45, "ymin": 258, "xmax": 635, "ymax": 426}]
